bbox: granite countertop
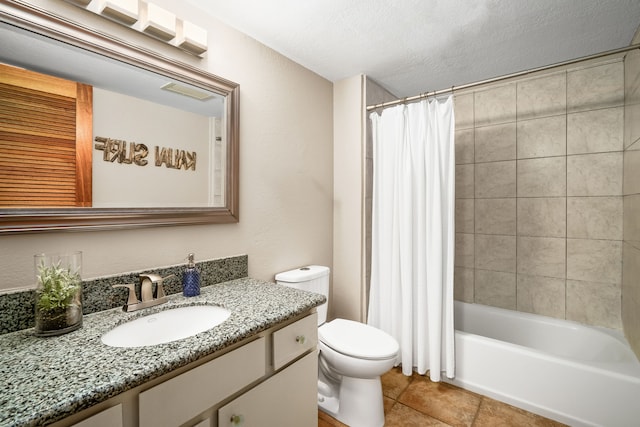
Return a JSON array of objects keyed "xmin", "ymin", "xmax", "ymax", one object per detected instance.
[{"xmin": 0, "ymin": 278, "xmax": 325, "ymax": 427}]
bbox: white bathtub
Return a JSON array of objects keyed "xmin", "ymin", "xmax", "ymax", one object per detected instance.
[{"xmin": 443, "ymin": 301, "xmax": 640, "ymax": 427}]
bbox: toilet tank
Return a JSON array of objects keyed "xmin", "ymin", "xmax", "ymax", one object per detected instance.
[{"xmin": 275, "ymin": 265, "xmax": 329, "ymax": 325}]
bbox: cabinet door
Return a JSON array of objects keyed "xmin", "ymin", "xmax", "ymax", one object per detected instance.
[{"xmin": 218, "ymin": 351, "xmax": 317, "ymax": 427}]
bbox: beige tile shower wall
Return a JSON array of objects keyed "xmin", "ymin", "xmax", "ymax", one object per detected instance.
[
  {"xmin": 454, "ymin": 58, "xmax": 624, "ymax": 329},
  {"xmin": 623, "ymin": 45, "xmax": 640, "ymax": 357}
]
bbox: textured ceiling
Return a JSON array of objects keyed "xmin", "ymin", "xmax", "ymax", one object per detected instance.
[{"xmin": 184, "ymin": 0, "xmax": 640, "ymax": 98}]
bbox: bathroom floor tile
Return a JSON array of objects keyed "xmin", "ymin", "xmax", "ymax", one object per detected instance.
[
  {"xmin": 384, "ymin": 402, "xmax": 450, "ymax": 426},
  {"xmin": 319, "ymin": 366, "xmax": 567, "ymax": 427},
  {"xmin": 383, "ymin": 396, "xmax": 396, "ymax": 414},
  {"xmin": 381, "ymin": 365, "xmax": 414, "ymax": 399},
  {"xmin": 318, "ymin": 409, "xmax": 348, "ymax": 427},
  {"xmin": 473, "ymin": 397, "xmax": 567, "ymax": 427},
  {"xmin": 398, "ymin": 376, "xmax": 482, "ymax": 426}
]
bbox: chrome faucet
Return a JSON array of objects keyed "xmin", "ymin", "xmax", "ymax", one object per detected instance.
[{"xmin": 113, "ymin": 274, "xmax": 175, "ymax": 312}]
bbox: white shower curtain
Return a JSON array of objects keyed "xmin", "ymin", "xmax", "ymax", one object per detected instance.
[{"xmin": 367, "ymin": 96, "xmax": 455, "ymax": 381}]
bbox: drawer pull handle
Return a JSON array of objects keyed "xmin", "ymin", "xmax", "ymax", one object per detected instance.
[
  {"xmin": 296, "ymin": 335, "xmax": 306, "ymax": 344},
  {"xmin": 230, "ymin": 414, "xmax": 244, "ymax": 425}
]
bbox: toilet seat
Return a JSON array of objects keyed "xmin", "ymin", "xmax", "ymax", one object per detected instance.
[{"xmin": 318, "ymin": 319, "xmax": 399, "ymax": 360}]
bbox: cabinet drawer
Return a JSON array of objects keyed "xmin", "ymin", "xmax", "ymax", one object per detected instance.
[
  {"xmin": 72, "ymin": 404, "xmax": 122, "ymax": 427},
  {"xmin": 218, "ymin": 351, "xmax": 318, "ymax": 427},
  {"xmin": 139, "ymin": 337, "xmax": 266, "ymax": 427},
  {"xmin": 272, "ymin": 313, "xmax": 317, "ymax": 370}
]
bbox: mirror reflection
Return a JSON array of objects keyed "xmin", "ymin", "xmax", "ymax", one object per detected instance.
[{"xmin": 0, "ymin": 22, "xmax": 226, "ymax": 208}]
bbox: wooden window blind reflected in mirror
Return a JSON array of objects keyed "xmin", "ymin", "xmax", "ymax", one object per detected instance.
[{"xmin": 0, "ymin": 63, "xmax": 92, "ymax": 207}]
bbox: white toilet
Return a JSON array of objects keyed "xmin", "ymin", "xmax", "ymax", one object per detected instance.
[{"xmin": 276, "ymin": 265, "xmax": 399, "ymax": 427}]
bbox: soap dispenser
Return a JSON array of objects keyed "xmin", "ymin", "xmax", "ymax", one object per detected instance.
[{"xmin": 182, "ymin": 253, "xmax": 201, "ymax": 297}]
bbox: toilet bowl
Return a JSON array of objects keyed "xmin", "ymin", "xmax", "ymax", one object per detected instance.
[{"xmin": 275, "ymin": 266, "xmax": 399, "ymax": 427}]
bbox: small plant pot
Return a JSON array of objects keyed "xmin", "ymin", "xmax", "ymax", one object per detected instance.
[{"xmin": 34, "ymin": 251, "xmax": 83, "ymax": 336}]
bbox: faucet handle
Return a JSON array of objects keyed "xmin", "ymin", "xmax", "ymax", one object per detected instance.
[
  {"xmin": 155, "ymin": 274, "xmax": 175, "ymax": 299},
  {"xmin": 138, "ymin": 276, "xmax": 154, "ymax": 302},
  {"xmin": 112, "ymin": 283, "xmax": 139, "ymax": 306},
  {"xmin": 140, "ymin": 273, "xmax": 163, "ymax": 282},
  {"xmin": 138, "ymin": 274, "xmax": 176, "ymax": 300}
]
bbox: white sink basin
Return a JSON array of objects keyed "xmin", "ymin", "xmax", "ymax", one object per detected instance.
[{"xmin": 101, "ymin": 305, "xmax": 231, "ymax": 348}]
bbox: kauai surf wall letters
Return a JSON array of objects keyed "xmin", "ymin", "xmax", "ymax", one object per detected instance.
[{"xmin": 94, "ymin": 136, "xmax": 196, "ymax": 171}]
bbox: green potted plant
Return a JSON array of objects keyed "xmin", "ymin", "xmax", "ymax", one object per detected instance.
[{"xmin": 34, "ymin": 252, "xmax": 83, "ymax": 336}]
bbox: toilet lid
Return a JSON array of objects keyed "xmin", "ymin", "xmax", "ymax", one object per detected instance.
[{"xmin": 318, "ymin": 319, "xmax": 399, "ymax": 360}]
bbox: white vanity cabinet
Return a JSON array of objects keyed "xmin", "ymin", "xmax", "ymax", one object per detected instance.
[
  {"xmin": 140, "ymin": 312, "xmax": 318, "ymax": 427},
  {"xmin": 53, "ymin": 312, "xmax": 318, "ymax": 427}
]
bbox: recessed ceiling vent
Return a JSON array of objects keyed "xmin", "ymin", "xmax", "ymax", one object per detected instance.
[{"xmin": 161, "ymin": 82, "xmax": 213, "ymax": 101}]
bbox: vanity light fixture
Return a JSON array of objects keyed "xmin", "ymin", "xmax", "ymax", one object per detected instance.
[
  {"xmin": 161, "ymin": 82, "xmax": 214, "ymax": 101},
  {"xmin": 63, "ymin": 0, "xmax": 208, "ymax": 56},
  {"xmin": 141, "ymin": 3, "xmax": 176, "ymax": 41},
  {"xmin": 64, "ymin": 0, "xmax": 92, "ymax": 6},
  {"xmin": 177, "ymin": 20, "xmax": 208, "ymax": 56},
  {"xmin": 97, "ymin": 0, "xmax": 139, "ymax": 25}
]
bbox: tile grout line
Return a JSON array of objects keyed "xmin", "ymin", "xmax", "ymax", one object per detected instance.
[
  {"xmin": 515, "ymin": 77, "xmax": 519, "ymax": 311},
  {"xmin": 472, "ymin": 91, "xmax": 477, "ymax": 304},
  {"xmin": 470, "ymin": 397, "xmax": 486, "ymax": 427},
  {"xmin": 565, "ymin": 69, "xmax": 569, "ymax": 321}
]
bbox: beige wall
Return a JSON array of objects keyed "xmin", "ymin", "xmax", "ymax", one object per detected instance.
[
  {"xmin": 331, "ymin": 76, "xmax": 397, "ymax": 323},
  {"xmin": 0, "ymin": 0, "xmax": 333, "ymax": 290},
  {"xmin": 332, "ymin": 75, "xmax": 365, "ymax": 321},
  {"xmin": 454, "ymin": 57, "xmax": 625, "ymax": 329},
  {"xmin": 623, "ymin": 29, "xmax": 640, "ymax": 356}
]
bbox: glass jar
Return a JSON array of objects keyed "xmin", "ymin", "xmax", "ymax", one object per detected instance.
[{"xmin": 34, "ymin": 251, "xmax": 83, "ymax": 336}]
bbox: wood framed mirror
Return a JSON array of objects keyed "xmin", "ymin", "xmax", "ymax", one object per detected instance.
[{"xmin": 0, "ymin": 1, "xmax": 239, "ymax": 233}]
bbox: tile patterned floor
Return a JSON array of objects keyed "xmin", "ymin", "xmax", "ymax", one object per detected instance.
[{"xmin": 318, "ymin": 367, "xmax": 567, "ymax": 426}]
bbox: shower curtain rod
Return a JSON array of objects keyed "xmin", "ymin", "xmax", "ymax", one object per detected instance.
[{"xmin": 366, "ymin": 42, "xmax": 640, "ymax": 111}]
